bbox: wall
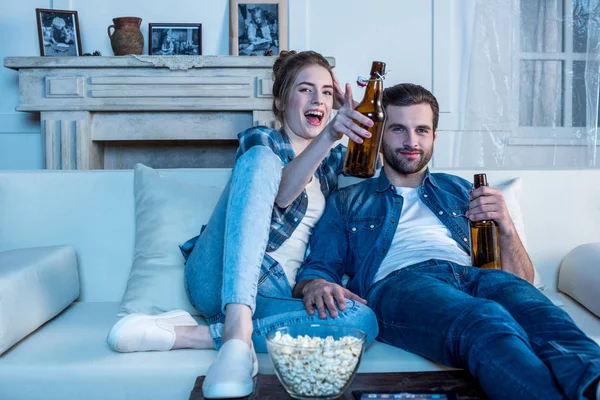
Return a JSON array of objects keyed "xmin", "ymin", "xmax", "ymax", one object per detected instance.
[{"xmin": 0, "ymin": 0, "xmax": 435, "ymax": 170}]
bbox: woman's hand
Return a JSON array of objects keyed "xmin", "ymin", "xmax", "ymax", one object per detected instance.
[
  {"xmin": 333, "ymin": 75, "xmax": 358, "ymax": 110},
  {"xmin": 324, "ymin": 83, "xmax": 374, "ymax": 144}
]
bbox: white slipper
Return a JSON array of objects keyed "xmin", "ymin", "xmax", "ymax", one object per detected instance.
[
  {"xmin": 107, "ymin": 310, "xmax": 197, "ymax": 352},
  {"xmin": 202, "ymin": 339, "xmax": 259, "ymax": 399}
]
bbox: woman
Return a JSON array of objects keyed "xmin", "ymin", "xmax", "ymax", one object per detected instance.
[{"xmin": 107, "ymin": 50, "xmax": 379, "ymax": 399}]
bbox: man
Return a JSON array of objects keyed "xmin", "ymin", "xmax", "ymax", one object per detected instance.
[{"xmin": 294, "ymin": 83, "xmax": 600, "ymax": 400}]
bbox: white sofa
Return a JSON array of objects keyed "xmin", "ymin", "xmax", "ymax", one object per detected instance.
[{"xmin": 0, "ymin": 168, "xmax": 599, "ymax": 400}]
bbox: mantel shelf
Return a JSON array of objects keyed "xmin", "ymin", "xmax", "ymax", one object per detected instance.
[{"xmin": 3, "ymin": 56, "xmax": 335, "ymax": 70}]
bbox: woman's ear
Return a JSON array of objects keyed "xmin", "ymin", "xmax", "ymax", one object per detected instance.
[{"xmin": 275, "ymin": 98, "xmax": 284, "ymax": 112}]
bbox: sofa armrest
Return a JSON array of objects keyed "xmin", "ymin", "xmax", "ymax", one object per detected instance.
[
  {"xmin": 558, "ymin": 243, "xmax": 600, "ymax": 318},
  {"xmin": 0, "ymin": 245, "xmax": 79, "ymax": 356}
]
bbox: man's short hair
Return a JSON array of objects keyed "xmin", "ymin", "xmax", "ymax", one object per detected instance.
[{"xmin": 383, "ymin": 83, "xmax": 439, "ymax": 131}]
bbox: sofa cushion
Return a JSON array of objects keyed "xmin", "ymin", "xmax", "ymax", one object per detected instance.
[
  {"xmin": 558, "ymin": 243, "xmax": 600, "ymax": 318},
  {"xmin": 0, "ymin": 246, "xmax": 79, "ymax": 355},
  {"xmin": 119, "ymin": 164, "xmax": 223, "ymax": 316},
  {"xmin": 0, "ymin": 302, "xmax": 450, "ymax": 400},
  {"xmin": 1, "ymin": 297, "xmax": 597, "ymax": 400}
]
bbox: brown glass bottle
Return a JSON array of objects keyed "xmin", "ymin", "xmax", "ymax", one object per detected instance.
[
  {"xmin": 470, "ymin": 173, "xmax": 501, "ymax": 269},
  {"xmin": 343, "ymin": 61, "xmax": 387, "ymax": 178}
]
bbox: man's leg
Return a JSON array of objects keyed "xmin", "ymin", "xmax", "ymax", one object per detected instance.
[
  {"xmin": 367, "ymin": 261, "xmax": 564, "ymax": 400},
  {"xmin": 471, "ymin": 267, "xmax": 600, "ymax": 400}
]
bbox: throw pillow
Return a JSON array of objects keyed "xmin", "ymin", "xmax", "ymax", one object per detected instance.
[{"xmin": 118, "ymin": 164, "xmax": 223, "ymax": 316}]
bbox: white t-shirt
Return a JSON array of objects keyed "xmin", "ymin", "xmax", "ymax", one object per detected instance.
[
  {"xmin": 268, "ymin": 176, "xmax": 326, "ymax": 287},
  {"xmin": 373, "ymin": 186, "xmax": 471, "ymax": 284}
]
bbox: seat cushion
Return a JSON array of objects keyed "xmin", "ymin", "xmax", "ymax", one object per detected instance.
[
  {"xmin": 1, "ymin": 296, "xmax": 596, "ymax": 400},
  {"xmin": 544, "ymin": 291, "xmax": 600, "ymax": 344},
  {"xmin": 0, "ymin": 302, "xmax": 215, "ymax": 400},
  {"xmin": 0, "ymin": 302, "xmax": 449, "ymax": 400},
  {"xmin": 0, "ymin": 245, "xmax": 79, "ymax": 355}
]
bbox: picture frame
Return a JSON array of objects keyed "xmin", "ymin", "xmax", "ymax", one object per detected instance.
[
  {"xmin": 148, "ymin": 23, "xmax": 202, "ymax": 56},
  {"xmin": 36, "ymin": 8, "xmax": 82, "ymax": 57},
  {"xmin": 229, "ymin": 0, "xmax": 287, "ymax": 56}
]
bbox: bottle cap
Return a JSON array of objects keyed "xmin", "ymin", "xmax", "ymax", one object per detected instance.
[
  {"xmin": 370, "ymin": 61, "xmax": 386, "ymax": 76},
  {"xmin": 473, "ymin": 173, "xmax": 488, "ymax": 188}
]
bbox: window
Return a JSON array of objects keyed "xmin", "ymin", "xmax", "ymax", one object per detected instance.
[{"xmin": 517, "ymin": 0, "xmax": 600, "ymax": 142}]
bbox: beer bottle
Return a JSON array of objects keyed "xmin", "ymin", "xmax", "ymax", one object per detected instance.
[
  {"xmin": 469, "ymin": 173, "xmax": 501, "ymax": 269},
  {"xmin": 343, "ymin": 61, "xmax": 387, "ymax": 178}
]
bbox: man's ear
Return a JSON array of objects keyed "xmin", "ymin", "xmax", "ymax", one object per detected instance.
[{"xmin": 433, "ymin": 129, "xmax": 438, "ymax": 142}]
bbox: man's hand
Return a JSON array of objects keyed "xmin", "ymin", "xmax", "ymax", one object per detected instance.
[
  {"xmin": 467, "ymin": 186, "xmax": 535, "ymax": 283},
  {"xmin": 297, "ymin": 278, "xmax": 367, "ymax": 319},
  {"xmin": 466, "ymin": 186, "xmax": 515, "ymax": 236}
]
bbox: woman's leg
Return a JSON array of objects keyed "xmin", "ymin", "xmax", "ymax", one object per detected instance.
[
  {"xmin": 185, "ymin": 145, "xmax": 283, "ymax": 335},
  {"xmin": 184, "ymin": 146, "xmax": 284, "ymax": 398},
  {"xmin": 108, "ymin": 146, "xmax": 284, "ymax": 360},
  {"xmin": 208, "ymin": 295, "xmax": 379, "ymax": 353},
  {"xmin": 206, "ymin": 261, "xmax": 379, "ymax": 352}
]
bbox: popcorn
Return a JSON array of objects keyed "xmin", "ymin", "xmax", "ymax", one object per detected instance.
[{"xmin": 268, "ymin": 332, "xmax": 363, "ymax": 397}]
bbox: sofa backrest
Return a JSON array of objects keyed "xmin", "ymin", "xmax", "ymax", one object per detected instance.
[
  {"xmin": 1, "ymin": 168, "xmax": 598, "ymax": 302},
  {"xmin": 0, "ymin": 169, "xmax": 230, "ymax": 303}
]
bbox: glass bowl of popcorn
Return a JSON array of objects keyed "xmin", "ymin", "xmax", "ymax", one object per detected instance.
[{"xmin": 265, "ymin": 324, "xmax": 366, "ymax": 400}]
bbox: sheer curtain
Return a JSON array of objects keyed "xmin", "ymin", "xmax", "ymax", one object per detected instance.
[
  {"xmin": 581, "ymin": 0, "xmax": 600, "ymax": 166},
  {"xmin": 455, "ymin": 0, "xmax": 600, "ymax": 168}
]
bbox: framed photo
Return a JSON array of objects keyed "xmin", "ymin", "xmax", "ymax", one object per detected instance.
[
  {"xmin": 149, "ymin": 23, "xmax": 202, "ymax": 55},
  {"xmin": 36, "ymin": 8, "xmax": 82, "ymax": 56},
  {"xmin": 229, "ymin": 0, "xmax": 287, "ymax": 56}
]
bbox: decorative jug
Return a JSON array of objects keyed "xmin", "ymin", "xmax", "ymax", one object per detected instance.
[{"xmin": 108, "ymin": 17, "xmax": 144, "ymax": 56}]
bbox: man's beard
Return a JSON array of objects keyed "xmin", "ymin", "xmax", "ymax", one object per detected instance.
[{"xmin": 382, "ymin": 144, "xmax": 433, "ymax": 174}]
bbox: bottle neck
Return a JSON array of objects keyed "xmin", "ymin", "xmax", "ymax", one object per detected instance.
[{"xmin": 362, "ymin": 76, "xmax": 383, "ymax": 104}]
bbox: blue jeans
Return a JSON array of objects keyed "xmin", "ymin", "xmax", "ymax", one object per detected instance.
[
  {"xmin": 367, "ymin": 259, "xmax": 600, "ymax": 400},
  {"xmin": 184, "ymin": 146, "xmax": 379, "ymax": 353}
]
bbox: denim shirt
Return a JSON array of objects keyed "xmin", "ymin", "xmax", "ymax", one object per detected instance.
[{"xmin": 295, "ymin": 168, "xmax": 473, "ymax": 298}]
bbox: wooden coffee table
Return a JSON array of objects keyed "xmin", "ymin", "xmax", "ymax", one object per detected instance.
[{"xmin": 189, "ymin": 370, "xmax": 487, "ymax": 400}]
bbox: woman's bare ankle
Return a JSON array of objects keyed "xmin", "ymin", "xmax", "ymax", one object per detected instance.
[
  {"xmin": 222, "ymin": 304, "xmax": 253, "ymax": 347},
  {"xmin": 172, "ymin": 325, "xmax": 213, "ymax": 349}
]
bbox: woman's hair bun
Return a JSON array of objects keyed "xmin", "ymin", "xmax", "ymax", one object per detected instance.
[{"xmin": 273, "ymin": 50, "xmax": 297, "ymax": 77}]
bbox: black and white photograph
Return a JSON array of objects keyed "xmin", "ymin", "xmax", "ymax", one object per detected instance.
[
  {"xmin": 230, "ymin": 0, "xmax": 287, "ymax": 56},
  {"xmin": 36, "ymin": 8, "xmax": 82, "ymax": 56},
  {"xmin": 149, "ymin": 23, "xmax": 202, "ymax": 56}
]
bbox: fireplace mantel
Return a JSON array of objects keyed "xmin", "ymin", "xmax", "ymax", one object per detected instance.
[{"xmin": 4, "ymin": 56, "xmax": 335, "ymax": 170}]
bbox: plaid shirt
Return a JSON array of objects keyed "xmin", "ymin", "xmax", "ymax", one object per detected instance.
[{"xmin": 180, "ymin": 126, "xmax": 346, "ymax": 264}]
